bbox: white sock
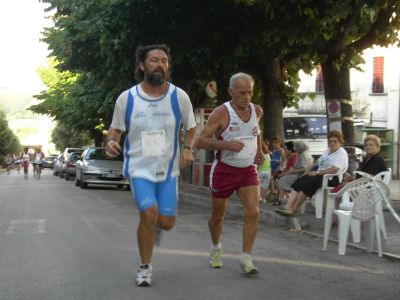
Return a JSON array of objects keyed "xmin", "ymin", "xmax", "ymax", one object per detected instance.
[
  {"xmin": 211, "ymin": 243, "xmax": 222, "ymax": 250},
  {"xmin": 241, "ymin": 252, "xmax": 251, "ymax": 259}
]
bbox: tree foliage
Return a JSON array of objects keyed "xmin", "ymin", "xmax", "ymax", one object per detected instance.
[
  {"xmin": 0, "ymin": 110, "xmax": 21, "ymax": 165},
  {"xmin": 35, "ymin": 0, "xmax": 400, "ymax": 143},
  {"xmin": 51, "ymin": 122, "xmax": 93, "ymax": 151}
]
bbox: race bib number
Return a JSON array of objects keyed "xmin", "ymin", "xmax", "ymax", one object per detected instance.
[
  {"xmin": 234, "ymin": 136, "xmax": 256, "ymax": 159},
  {"xmin": 141, "ymin": 130, "xmax": 167, "ymax": 157}
]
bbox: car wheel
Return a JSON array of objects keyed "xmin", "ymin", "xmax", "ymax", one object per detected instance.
[
  {"xmin": 80, "ymin": 175, "xmax": 87, "ymax": 189},
  {"xmin": 65, "ymin": 173, "xmax": 69, "ymax": 181},
  {"xmin": 126, "ymin": 184, "xmax": 131, "ymax": 191},
  {"xmin": 59, "ymin": 171, "xmax": 64, "ymax": 178},
  {"xmin": 53, "ymin": 170, "xmax": 58, "ymax": 176}
]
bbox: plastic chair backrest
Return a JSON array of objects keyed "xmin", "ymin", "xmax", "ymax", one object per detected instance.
[
  {"xmin": 347, "ymin": 179, "xmax": 389, "ymax": 221},
  {"xmin": 374, "ymin": 168, "xmax": 391, "ymax": 185}
]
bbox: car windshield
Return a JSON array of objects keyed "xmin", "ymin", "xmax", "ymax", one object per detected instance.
[
  {"xmin": 284, "ymin": 116, "xmax": 327, "ymax": 139},
  {"xmin": 69, "ymin": 153, "xmax": 82, "ymax": 162},
  {"xmin": 86, "ymin": 148, "xmax": 123, "ymax": 161}
]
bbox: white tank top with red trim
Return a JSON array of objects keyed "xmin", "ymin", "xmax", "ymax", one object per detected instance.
[{"xmin": 216, "ymin": 101, "xmax": 260, "ymax": 168}]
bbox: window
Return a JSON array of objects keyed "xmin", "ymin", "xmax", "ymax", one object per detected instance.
[
  {"xmin": 315, "ymin": 66, "xmax": 324, "ymax": 93},
  {"xmin": 372, "ymin": 56, "xmax": 384, "ymax": 93}
]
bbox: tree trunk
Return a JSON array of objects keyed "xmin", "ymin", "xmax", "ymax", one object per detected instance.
[
  {"xmin": 259, "ymin": 57, "xmax": 284, "ymax": 142},
  {"xmin": 321, "ymin": 59, "xmax": 354, "ymax": 144},
  {"xmin": 92, "ymin": 129, "xmax": 104, "ymax": 147}
]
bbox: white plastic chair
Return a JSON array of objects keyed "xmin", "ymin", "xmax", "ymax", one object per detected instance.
[
  {"xmin": 323, "ymin": 178, "xmax": 390, "ymax": 256},
  {"xmin": 339, "ymin": 168, "xmax": 391, "ymax": 240},
  {"xmin": 313, "ymin": 171, "xmax": 346, "ymax": 219}
]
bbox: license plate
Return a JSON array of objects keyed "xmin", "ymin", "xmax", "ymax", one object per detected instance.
[{"xmin": 103, "ymin": 173, "xmax": 118, "ymax": 178}]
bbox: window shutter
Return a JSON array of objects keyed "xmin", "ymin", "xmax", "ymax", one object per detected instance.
[{"xmin": 372, "ymin": 56, "xmax": 384, "ymax": 93}]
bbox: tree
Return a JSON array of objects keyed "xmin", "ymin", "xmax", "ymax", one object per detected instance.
[
  {"xmin": 0, "ymin": 110, "xmax": 21, "ymax": 164},
  {"xmin": 305, "ymin": 1, "xmax": 400, "ymax": 142},
  {"xmin": 30, "ymin": 58, "xmax": 106, "ymax": 146},
  {"xmin": 239, "ymin": 0, "xmax": 400, "ymax": 142},
  {"xmin": 41, "ymin": 0, "xmax": 315, "ymax": 141},
  {"xmin": 51, "ymin": 123, "xmax": 93, "ymax": 151}
]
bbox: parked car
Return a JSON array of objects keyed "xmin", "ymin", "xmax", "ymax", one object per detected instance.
[
  {"xmin": 61, "ymin": 151, "xmax": 83, "ymax": 180},
  {"xmin": 42, "ymin": 156, "xmax": 56, "ymax": 169},
  {"xmin": 53, "ymin": 154, "xmax": 64, "ymax": 176},
  {"xmin": 75, "ymin": 147, "xmax": 129, "ymax": 189},
  {"xmin": 61, "ymin": 147, "xmax": 85, "ymax": 162}
]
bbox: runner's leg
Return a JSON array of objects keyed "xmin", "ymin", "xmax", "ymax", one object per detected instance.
[
  {"xmin": 208, "ymin": 197, "xmax": 229, "ymax": 245},
  {"xmin": 237, "ymin": 185, "xmax": 260, "ymax": 253}
]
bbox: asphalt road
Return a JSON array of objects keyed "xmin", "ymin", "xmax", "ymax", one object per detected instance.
[{"xmin": 0, "ymin": 168, "xmax": 399, "ymax": 300}]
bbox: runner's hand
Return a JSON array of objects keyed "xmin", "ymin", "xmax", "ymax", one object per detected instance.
[
  {"xmin": 254, "ymin": 148, "xmax": 265, "ymax": 165},
  {"xmin": 226, "ymin": 140, "xmax": 245, "ymax": 153},
  {"xmin": 180, "ymin": 148, "xmax": 194, "ymax": 170},
  {"xmin": 105, "ymin": 140, "xmax": 121, "ymax": 159}
]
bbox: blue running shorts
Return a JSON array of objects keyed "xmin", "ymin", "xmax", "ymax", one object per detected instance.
[{"xmin": 130, "ymin": 177, "xmax": 178, "ymax": 216}]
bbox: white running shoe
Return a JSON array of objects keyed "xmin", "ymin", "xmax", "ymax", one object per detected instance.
[
  {"xmin": 135, "ymin": 265, "xmax": 153, "ymax": 286},
  {"xmin": 239, "ymin": 254, "xmax": 258, "ymax": 274},
  {"xmin": 209, "ymin": 248, "xmax": 223, "ymax": 268},
  {"xmin": 154, "ymin": 227, "xmax": 163, "ymax": 247}
]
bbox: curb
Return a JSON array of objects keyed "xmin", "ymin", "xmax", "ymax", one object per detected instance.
[{"xmin": 179, "ymin": 182, "xmax": 400, "ymax": 261}]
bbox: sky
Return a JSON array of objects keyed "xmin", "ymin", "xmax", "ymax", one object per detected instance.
[{"xmin": 0, "ymin": 0, "xmax": 51, "ymax": 93}]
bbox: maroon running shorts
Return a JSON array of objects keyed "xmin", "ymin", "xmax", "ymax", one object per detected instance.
[{"xmin": 210, "ymin": 160, "xmax": 259, "ymax": 198}]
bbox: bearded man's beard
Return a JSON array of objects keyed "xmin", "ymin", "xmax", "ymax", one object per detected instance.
[{"xmin": 145, "ymin": 68, "xmax": 168, "ymax": 86}]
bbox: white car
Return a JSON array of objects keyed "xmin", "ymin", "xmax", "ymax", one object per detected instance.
[
  {"xmin": 283, "ymin": 114, "xmax": 327, "ymax": 158},
  {"xmin": 75, "ymin": 147, "xmax": 129, "ymax": 190}
]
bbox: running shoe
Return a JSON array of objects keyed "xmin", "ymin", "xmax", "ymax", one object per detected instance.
[
  {"xmin": 135, "ymin": 264, "xmax": 153, "ymax": 286},
  {"xmin": 209, "ymin": 248, "xmax": 223, "ymax": 268},
  {"xmin": 240, "ymin": 254, "xmax": 258, "ymax": 275},
  {"xmin": 154, "ymin": 227, "xmax": 163, "ymax": 247}
]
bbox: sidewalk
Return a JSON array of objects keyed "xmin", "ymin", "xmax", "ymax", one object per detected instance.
[{"xmin": 179, "ymin": 179, "xmax": 400, "ymax": 260}]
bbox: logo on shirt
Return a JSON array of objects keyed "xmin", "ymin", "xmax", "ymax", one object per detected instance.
[
  {"xmin": 135, "ymin": 111, "xmax": 146, "ymax": 118},
  {"xmin": 148, "ymin": 103, "xmax": 158, "ymax": 108},
  {"xmin": 156, "ymin": 171, "xmax": 165, "ymax": 177},
  {"xmin": 153, "ymin": 112, "xmax": 171, "ymax": 117},
  {"xmin": 252, "ymin": 126, "xmax": 260, "ymax": 136},
  {"xmin": 229, "ymin": 125, "xmax": 241, "ymax": 132}
]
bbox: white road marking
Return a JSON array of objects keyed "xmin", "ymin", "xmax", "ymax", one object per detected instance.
[
  {"xmin": 6, "ymin": 219, "xmax": 46, "ymax": 234},
  {"xmin": 123, "ymin": 247, "xmax": 386, "ymax": 275}
]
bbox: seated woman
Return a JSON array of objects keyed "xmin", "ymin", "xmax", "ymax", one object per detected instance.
[
  {"xmin": 356, "ymin": 134, "xmax": 387, "ymax": 177},
  {"xmin": 275, "ymin": 140, "xmax": 314, "ymax": 206},
  {"xmin": 275, "ymin": 130, "xmax": 348, "ymax": 217},
  {"xmin": 331, "ymin": 134, "xmax": 388, "ymax": 192}
]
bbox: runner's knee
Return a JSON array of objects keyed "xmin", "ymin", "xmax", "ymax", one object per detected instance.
[
  {"xmin": 244, "ymin": 208, "xmax": 259, "ymax": 220},
  {"xmin": 158, "ymin": 215, "xmax": 175, "ymax": 231},
  {"xmin": 140, "ymin": 207, "xmax": 158, "ymax": 228},
  {"xmin": 210, "ymin": 211, "xmax": 225, "ymax": 224}
]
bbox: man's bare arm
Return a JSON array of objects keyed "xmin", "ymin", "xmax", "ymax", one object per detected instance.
[
  {"xmin": 196, "ymin": 107, "xmax": 244, "ymax": 152},
  {"xmin": 105, "ymin": 128, "xmax": 123, "ymax": 158}
]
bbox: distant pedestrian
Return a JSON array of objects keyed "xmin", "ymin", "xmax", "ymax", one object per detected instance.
[
  {"xmin": 5, "ymin": 153, "xmax": 13, "ymax": 175},
  {"xmin": 21, "ymin": 147, "xmax": 31, "ymax": 179}
]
